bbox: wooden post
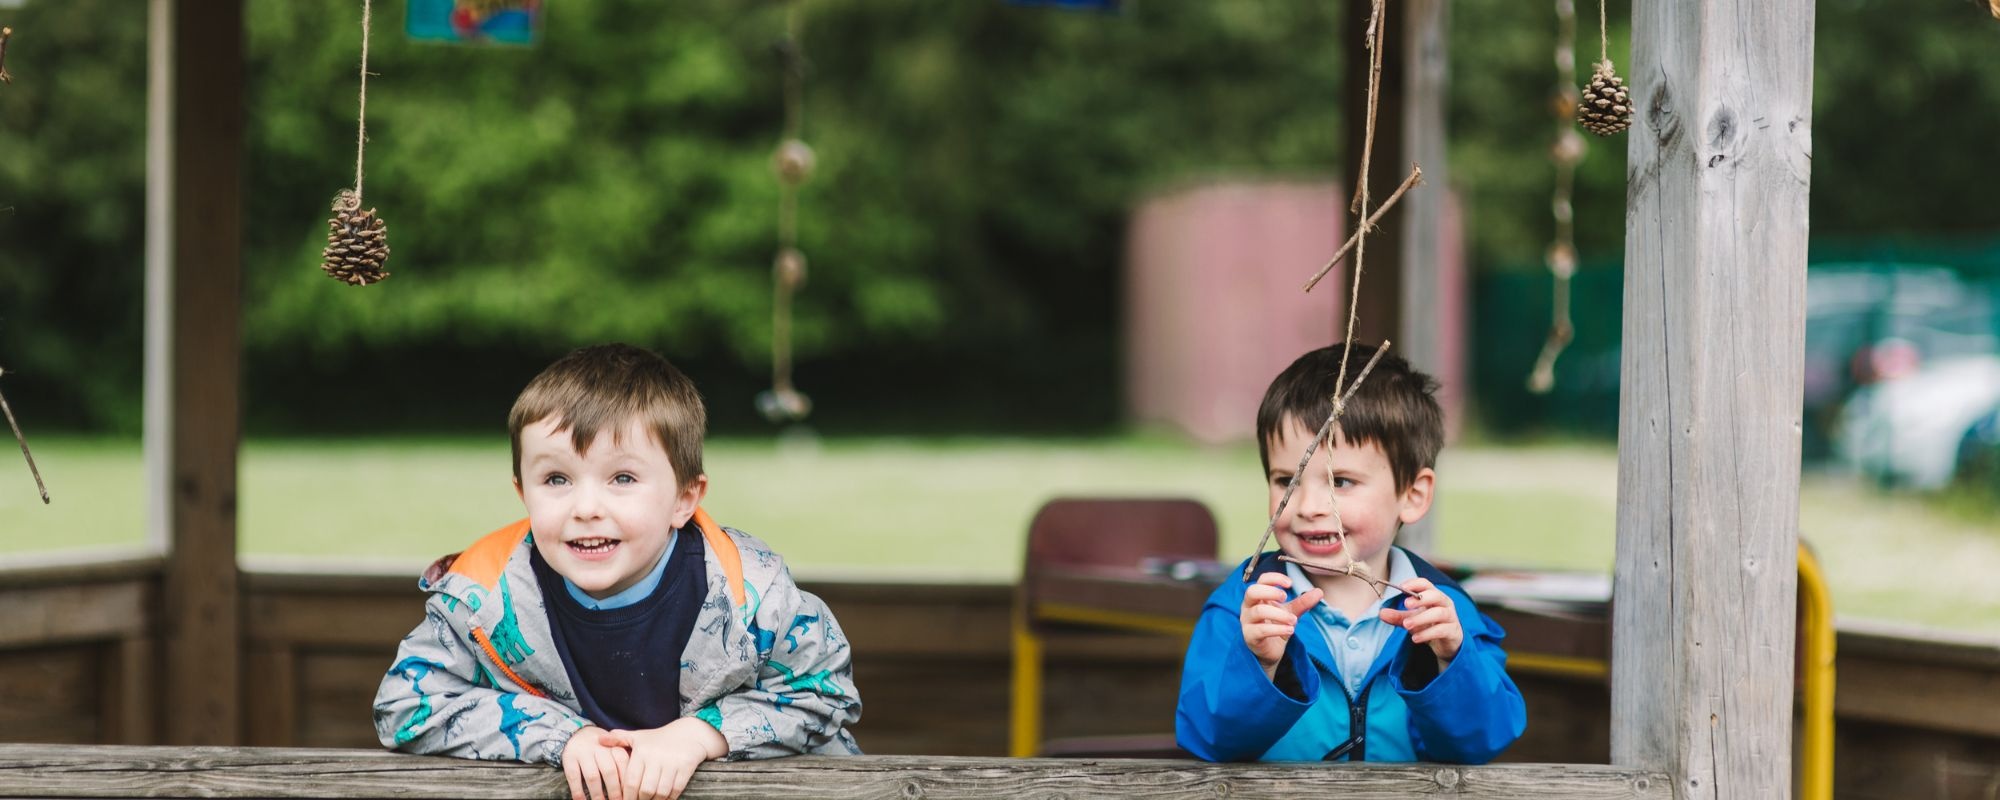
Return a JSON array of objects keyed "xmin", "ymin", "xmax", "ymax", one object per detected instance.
[
  {"xmin": 1611, "ymin": 0, "xmax": 1814, "ymax": 795},
  {"xmin": 1342, "ymin": 0, "xmax": 1405, "ymax": 351},
  {"xmin": 1344, "ymin": 0, "xmax": 1448, "ymax": 556},
  {"xmin": 146, "ymin": 0, "xmax": 246, "ymax": 746},
  {"xmin": 1395, "ymin": 0, "xmax": 1448, "ymax": 556}
]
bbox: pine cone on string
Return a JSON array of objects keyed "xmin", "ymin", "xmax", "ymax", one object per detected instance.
[
  {"xmin": 321, "ymin": 189, "xmax": 390, "ymax": 286},
  {"xmin": 1577, "ymin": 61, "xmax": 1633, "ymax": 136}
]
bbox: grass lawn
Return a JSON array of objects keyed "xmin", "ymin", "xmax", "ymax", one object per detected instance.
[{"xmin": 2, "ymin": 434, "xmax": 1996, "ymax": 634}]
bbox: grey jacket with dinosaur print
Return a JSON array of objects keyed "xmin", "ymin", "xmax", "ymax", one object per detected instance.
[{"xmin": 372, "ymin": 509, "xmax": 862, "ymax": 766}]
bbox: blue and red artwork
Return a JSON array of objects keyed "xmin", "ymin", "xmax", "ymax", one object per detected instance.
[{"xmin": 407, "ymin": 0, "xmax": 542, "ymax": 45}]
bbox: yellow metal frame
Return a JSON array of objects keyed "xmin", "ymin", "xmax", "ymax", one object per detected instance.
[
  {"xmin": 1010, "ymin": 544, "xmax": 1836, "ymax": 796},
  {"xmin": 1010, "ymin": 603, "xmax": 1195, "ymax": 757},
  {"xmin": 1796, "ymin": 543, "xmax": 1836, "ymax": 800}
]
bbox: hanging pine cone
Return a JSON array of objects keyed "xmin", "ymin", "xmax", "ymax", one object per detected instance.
[
  {"xmin": 1577, "ymin": 61, "xmax": 1632, "ymax": 136},
  {"xmin": 321, "ymin": 189, "xmax": 390, "ymax": 286}
]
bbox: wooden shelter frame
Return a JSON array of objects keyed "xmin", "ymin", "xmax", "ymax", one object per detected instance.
[{"xmin": 0, "ymin": 0, "xmax": 1815, "ymax": 796}]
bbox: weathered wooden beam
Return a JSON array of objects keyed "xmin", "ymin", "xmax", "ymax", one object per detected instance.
[
  {"xmin": 0, "ymin": 745, "xmax": 1672, "ymax": 799},
  {"xmin": 145, "ymin": 0, "xmax": 247, "ymax": 746},
  {"xmin": 1395, "ymin": 0, "xmax": 1449, "ymax": 556},
  {"xmin": 1341, "ymin": 0, "xmax": 1404, "ymax": 351},
  {"xmin": 1611, "ymin": 0, "xmax": 1814, "ymax": 796}
]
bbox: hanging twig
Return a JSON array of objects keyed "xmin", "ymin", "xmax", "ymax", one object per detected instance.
[
  {"xmin": 1241, "ymin": 340, "xmax": 1392, "ymax": 581},
  {"xmin": 1, "ymin": 27, "xmax": 15, "ymax": 85},
  {"xmin": 0, "ymin": 368, "xmax": 49, "ymax": 504},
  {"xmin": 1301, "ymin": 165, "xmax": 1424, "ymax": 293}
]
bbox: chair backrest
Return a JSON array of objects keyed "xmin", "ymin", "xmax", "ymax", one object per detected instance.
[{"xmin": 1024, "ymin": 497, "xmax": 1218, "ymax": 572}]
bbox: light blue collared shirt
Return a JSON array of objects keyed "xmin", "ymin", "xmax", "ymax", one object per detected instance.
[
  {"xmin": 1284, "ymin": 547, "xmax": 1419, "ymax": 697},
  {"xmin": 562, "ymin": 530, "xmax": 677, "ymax": 610}
]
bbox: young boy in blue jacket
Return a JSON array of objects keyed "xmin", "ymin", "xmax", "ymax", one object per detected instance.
[{"xmin": 1176, "ymin": 344, "xmax": 1525, "ymax": 763}]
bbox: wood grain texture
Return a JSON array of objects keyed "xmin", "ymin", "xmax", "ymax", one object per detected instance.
[
  {"xmin": 1612, "ymin": 0, "xmax": 1815, "ymax": 796},
  {"xmin": 1392, "ymin": 0, "xmax": 1449, "ymax": 557},
  {"xmin": 146, "ymin": 0, "xmax": 247, "ymax": 746},
  {"xmin": 0, "ymin": 745, "xmax": 1672, "ymax": 800},
  {"xmin": 0, "ymin": 580, "xmax": 151, "ymax": 647}
]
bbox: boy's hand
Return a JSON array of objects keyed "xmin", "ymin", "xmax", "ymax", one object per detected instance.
[
  {"xmin": 1240, "ymin": 571, "xmax": 1325, "ymax": 681},
  {"xmin": 561, "ymin": 725, "xmax": 631, "ymax": 800},
  {"xmin": 1378, "ymin": 577, "xmax": 1463, "ymax": 667},
  {"xmin": 604, "ymin": 716, "xmax": 729, "ymax": 800}
]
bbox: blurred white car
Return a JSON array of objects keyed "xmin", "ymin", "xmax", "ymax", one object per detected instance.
[{"xmin": 1837, "ymin": 355, "xmax": 2000, "ymax": 489}]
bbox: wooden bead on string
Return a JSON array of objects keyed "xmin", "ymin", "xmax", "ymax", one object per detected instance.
[
  {"xmin": 772, "ymin": 139, "xmax": 816, "ymax": 185},
  {"xmin": 775, "ymin": 247, "xmax": 808, "ymax": 291}
]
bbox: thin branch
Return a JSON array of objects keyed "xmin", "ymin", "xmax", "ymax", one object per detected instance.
[
  {"xmin": 1277, "ymin": 555, "xmax": 1392, "ymax": 597},
  {"xmin": 0, "ymin": 27, "xmax": 14, "ymax": 85},
  {"xmin": 1302, "ymin": 165, "xmax": 1424, "ymax": 293},
  {"xmin": 0, "ymin": 368, "xmax": 49, "ymax": 503}
]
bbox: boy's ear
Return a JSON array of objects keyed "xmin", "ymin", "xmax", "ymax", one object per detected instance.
[
  {"xmin": 671, "ymin": 474, "xmax": 710, "ymax": 527},
  {"xmin": 1397, "ymin": 467, "xmax": 1436, "ymax": 526},
  {"xmin": 513, "ymin": 477, "xmax": 523, "ymax": 502}
]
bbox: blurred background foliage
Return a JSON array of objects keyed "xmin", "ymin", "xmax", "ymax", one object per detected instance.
[{"xmin": 0, "ymin": 0, "xmax": 1997, "ymax": 437}]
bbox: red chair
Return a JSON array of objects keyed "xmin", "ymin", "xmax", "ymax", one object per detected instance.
[{"xmin": 1011, "ymin": 497, "xmax": 1218, "ymax": 758}]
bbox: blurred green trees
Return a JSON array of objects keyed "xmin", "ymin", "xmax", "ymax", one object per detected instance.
[{"xmin": 0, "ymin": 0, "xmax": 1996, "ymax": 434}]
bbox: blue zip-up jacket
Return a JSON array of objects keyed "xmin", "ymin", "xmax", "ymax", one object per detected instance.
[{"xmin": 1175, "ymin": 548, "xmax": 1525, "ymax": 763}]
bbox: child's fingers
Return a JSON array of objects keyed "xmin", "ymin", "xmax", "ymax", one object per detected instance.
[
  {"xmin": 1377, "ymin": 606, "xmax": 1409, "ymax": 626},
  {"xmin": 1411, "ymin": 620, "xmax": 1461, "ymax": 645},
  {"xmin": 1400, "ymin": 606, "xmax": 1456, "ymax": 636},
  {"xmin": 593, "ymin": 749, "xmax": 624, "ymax": 800},
  {"xmin": 633, "ymin": 759, "xmax": 661, "ymax": 800},
  {"xmin": 1247, "ymin": 620, "xmax": 1296, "ymax": 641},
  {"xmin": 600, "ymin": 729, "xmax": 636, "ymax": 749},
  {"xmin": 565, "ymin": 757, "xmax": 587, "ymax": 800},
  {"xmin": 1285, "ymin": 587, "xmax": 1324, "ymax": 616},
  {"xmin": 1257, "ymin": 571, "xmax": 1294, "ymax": 590},
  {"xmin": 670, "ymin": 764, "xmax": 697, "ymax": 800},
  {"xmin": 1400, "ymin": 577, "xmax": 1437, "ymax": 597},
  {"xmin": 1243, "ymin": 583, "xmax": 1290, "ymax": 607},
  {"xmin": 1245, "ymin": 602, "xmax": 1300, "ymax": 627}
]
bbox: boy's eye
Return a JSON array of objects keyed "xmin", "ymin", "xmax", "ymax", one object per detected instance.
[
  {"xmin": 543, "ymin": 474, "xmax": 570, "ymax": 487},
  {"xmin": 1333, "ymin": 477, "xmax": 1356, "ymax": 489},
  {"xmin": 612, "ymin": 473, "xmax": 637, "ymax": 485}
]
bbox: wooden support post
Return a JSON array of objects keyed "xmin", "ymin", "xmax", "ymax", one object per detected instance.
[
  {"xmin": 1344, "ymin": 0, "xmax": 1449, "ymax": 555},
  {"xmin": 146, "ymin": 0, "xmax": 246, "ymax": 746},
  {"xmin": 1342, "ymin": 0, "xmax": 1406, "ymax": 351},
  {"xmin": 1611, "ymin": 0, "xmax": 1814, "ymax": 796},
  {"xmin": 1396, "ymin": 0, "xmax": 1448, "ymax": 556}
]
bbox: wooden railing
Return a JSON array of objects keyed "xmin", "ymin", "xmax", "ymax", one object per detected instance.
[{"xmin": 0, "ymin": 745, "xmax": 1671, "ymax": 799}]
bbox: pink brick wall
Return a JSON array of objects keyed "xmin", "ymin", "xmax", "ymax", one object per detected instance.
[
  {"xmin": 1124, "ymin": 181, "xmax": 1467, "ymax": 444},
  {"xmin": 1125, "ymin": 182, "xmax": 1347, "ymax": 444}
]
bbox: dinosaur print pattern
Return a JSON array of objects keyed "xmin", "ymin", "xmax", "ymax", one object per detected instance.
[
  {"xmin": 497, "ymin": 693, "xmax": 545, "ymax": 761},
  {"xmin": 487, "ymin": 575, "xmax": 534, "ymax": 665},
  {"xmin": 784, "ymin": 614, "xmax": 819, "ymax": 654}
]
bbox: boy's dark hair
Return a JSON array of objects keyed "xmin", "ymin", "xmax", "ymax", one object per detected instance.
[
  {"xmin": 1256, "ymin": 343, "xmax": 1443, "ymax": 491},
  {"xmin": 509, "ymin": 343, "xmax": 706, "ymax": 490}
]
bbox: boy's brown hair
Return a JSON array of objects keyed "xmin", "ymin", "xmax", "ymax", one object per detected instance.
[
  {"xmin": 508, "ymin": 343, "xmax": 706, "ymax": 490},
  {"xmin": 1256, "ymin": 343, "xmax": 1443, "ymax": 492}
]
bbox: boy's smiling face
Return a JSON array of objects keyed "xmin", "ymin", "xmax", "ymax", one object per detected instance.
[
  {"xmin": 1265, "ymin": 414, "xmax": 1434, "ymax": 588},
  {"xmin": 515, "ymin": 415, "xmax": 706, "ymax": 600}
]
